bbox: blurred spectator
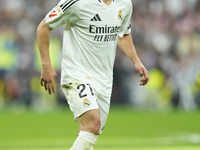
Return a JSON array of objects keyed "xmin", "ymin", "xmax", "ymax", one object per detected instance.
[{"xmin": 0, "ymin": 0, "xmax": 200, "ymax": 110}]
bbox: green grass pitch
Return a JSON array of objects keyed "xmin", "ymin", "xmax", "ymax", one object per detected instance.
[{"xmin": 0, "ymin": 106, "xmax": 200, "ymax": 150}]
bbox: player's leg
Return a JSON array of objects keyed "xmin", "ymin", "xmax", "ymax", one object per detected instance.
[
  {"xmin": 62, "ymin": 78, "xmax": 100, "ymax": 150},
  {"xmin": 77, "ymin": 109, "xmax": 101, "ymax": 135},
  {"xmin": 70, "ymin": 93, "xmax": 111, "ymax": 150},
  {"xmin": 70, "ymin": 109, "xmax": 100, "ymax": 150}
]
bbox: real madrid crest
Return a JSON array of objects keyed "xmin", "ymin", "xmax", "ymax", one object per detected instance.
[
  {"xmin": 83, "ymin": 98, "xmax": 90, "ymax": 107},
  {"xmin": 118, "ymin": 9, "xmax": 123, "ymax": 21}
]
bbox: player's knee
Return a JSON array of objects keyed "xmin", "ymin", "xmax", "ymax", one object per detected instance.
[
  {"xmin": 86, "ymin": 116, "xmax": 101, "ymax": 135},
  {"xmin": 79, "ymin": 118, "xmax": 100, "ymax": 135},
  {"xmin": 90, "ymin": 119, "xmax": 101, "ymax": 135},
  {"xmin": 77, "ymin": 109, "xmax": 101, "ymax": 135}
]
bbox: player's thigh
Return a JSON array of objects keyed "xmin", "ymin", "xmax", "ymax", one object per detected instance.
[{"xmin": 62, "ymin": 79, "xmax": 99, "ymax": 120}]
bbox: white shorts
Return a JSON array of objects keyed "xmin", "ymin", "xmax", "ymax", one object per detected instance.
[{"xmin": 62, "ymin": 78, "xmax": 111, "ymax": 134}]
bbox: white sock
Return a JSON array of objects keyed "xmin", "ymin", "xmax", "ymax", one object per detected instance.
[{"xmin": 70, "ymin": 131, "xmax": 99, "ymax": 150}]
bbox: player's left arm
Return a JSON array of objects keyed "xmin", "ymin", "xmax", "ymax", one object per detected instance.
[{"xmin": 117, "ymin": 34, "xmax": 150, "ymax": 86}]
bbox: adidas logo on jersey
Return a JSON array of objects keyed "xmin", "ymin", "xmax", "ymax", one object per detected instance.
[{"xmin": 91, "ymin": 14, "xmax": 102, "ymax": 21}]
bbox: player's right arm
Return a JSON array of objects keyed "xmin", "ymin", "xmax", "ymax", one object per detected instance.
[
  {"xmin": 37, "ymin": 0, "xmax": 81, "ymax": 94},
  {"xmin": 37, "ymin": 0, "xmax": 80, "ymax": 95},
  {"xmin": 37, "ymin": 19, "xmax": 57, "ymax": 95}
]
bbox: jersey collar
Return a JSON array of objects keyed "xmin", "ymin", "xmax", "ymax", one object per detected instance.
[
  {"xmin": 98, "ymin": 0, "xmax": 114, "ymax": 3},
  {"xmin": 97, "ymin": 0, "xmax": 115, "ymax": 7}
]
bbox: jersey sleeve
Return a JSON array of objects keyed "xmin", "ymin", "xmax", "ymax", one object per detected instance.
[
  {"xmin": 118, "ymin": 0, "xmax": 132, "ymax": 38},
  {"xmin": 45, "ymin": 0, "xmax": 81, "ymax": 29}
]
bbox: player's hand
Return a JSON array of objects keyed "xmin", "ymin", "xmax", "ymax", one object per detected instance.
[
  {"xmin": 40, "ymin": 65, "xmax": 57, "ymax": 95},
  {"xmin": 134, "ymin": 63, "xmax": 150, "ymax": 86}
]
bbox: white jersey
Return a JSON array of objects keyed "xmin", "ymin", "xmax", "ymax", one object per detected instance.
[{"xmin": 45, "ymin": 0, "xmax": 132, "ymax": 96}]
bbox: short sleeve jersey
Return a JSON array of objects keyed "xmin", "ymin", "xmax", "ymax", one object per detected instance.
[{"xmin": 45, "ymin": 0, "xmax": 132, "ymax": 96}]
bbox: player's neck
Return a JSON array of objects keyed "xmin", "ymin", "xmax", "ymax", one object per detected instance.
[{"xmin": 102, "ymin": 0, "xmax": 112, "ymax": 6}]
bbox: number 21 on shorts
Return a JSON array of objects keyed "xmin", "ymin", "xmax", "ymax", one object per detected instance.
[{"xmin": 77, "ymin": 83, "xmax": 94, "ymax": 98}]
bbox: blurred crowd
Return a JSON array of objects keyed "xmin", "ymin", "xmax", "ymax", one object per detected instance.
[{"xmin": 0, "ymin": 0, "xmax": 200, "ymax": 111}]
